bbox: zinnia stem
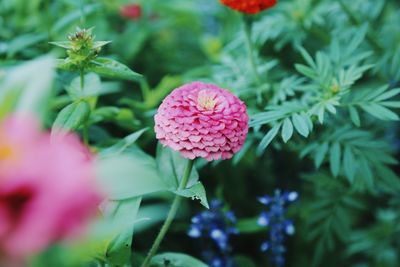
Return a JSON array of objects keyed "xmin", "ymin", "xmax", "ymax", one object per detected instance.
[
  {"xmin": 140, "ymin": 160, "xmax": 194, "ymax": 267},
  {"xmin": 243, "ymin": 15, "xmax": 262, "ymax": 86},
  {"xmin": 80, "ymin": 69, "xmax": 89, "ymax": 145}
]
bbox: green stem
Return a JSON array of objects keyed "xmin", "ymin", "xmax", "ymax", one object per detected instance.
[
  {"xmin": 140, "ymin": 160, "xmax": 194, "ymax": 267},
  {"xmin": 242, "ymin": 15, "xmax": 262, "ymax": 86},
  {"xmin": 139, "ymin": 77, "xmax": 151, "ymax": 101},
  {"xmin": 80, "ymin": 69, "xmax": 85, "ymax": 90},
  {"xmin": 80, "ymin": 70, "xmax": 89, "ymax": 145}
]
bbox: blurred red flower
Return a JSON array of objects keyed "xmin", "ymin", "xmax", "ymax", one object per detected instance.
[
  {"xmin": 220, "ymin": 0, "xmax": 277, "ymax": 14},
  {"xmin": 120, "ymin": 3, "xmax": 142, "ymax": 20}
]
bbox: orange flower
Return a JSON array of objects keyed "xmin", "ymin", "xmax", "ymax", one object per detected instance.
[{"xmin": 220, "ymin": 0, "xmax": 277, "ymax": 14}]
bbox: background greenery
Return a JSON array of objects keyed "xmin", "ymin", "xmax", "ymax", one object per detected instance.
[{"xmin": 1, "ymin": 0, "xmax": 400, "ymax": 266}]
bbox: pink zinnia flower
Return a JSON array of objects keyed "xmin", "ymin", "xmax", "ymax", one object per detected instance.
[
  {"xmin": 0, "ymin": 116, "xmax": 101, "ymax": 259},
  {"xmin": 154, "ymin": 82, "xmax": 249, "ymax": 161}
]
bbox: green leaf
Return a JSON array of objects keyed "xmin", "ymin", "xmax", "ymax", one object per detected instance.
[
  {"xmin": 343, "ymin": 146, "xmax": 356, "ymax": 183},
  {"xmin": 375, "ymin": 87, "xmax": 400, "ymax": 101},
  {"xmin": 361, "ymin": 103, "xmax": 399, "ymax": 120},
  {"xmin": 95, "ymin": 148, "xmax": 168, "ymax": 200},
  {"xmin": 93, "ymin": 41, "xmax": 112, "ymax": 49},
  {"xmin": 329, "ymin": 142, "xmax": 341, "ymax": 177},
  {"xmin": 175, "ymin": 182, "xmax": 209, "ymax": 209},
  {"xmin": 381, "ymin": 101, "xmax": 400, "ymax": 108},
  {"xmin": 55, "ymin": 58, "xmax": 76, "ymax": 71},
  {"xmin": 66, "ymin": 73, "xmax": 101, "ymax": 100},
  {"xmin": 317, "ymin": 105, "xmax": 325, "ymax": 124},
  {"xmin": 156, "ymin": 144, "xmax": 199, "ymax": 189},
  {"xmin": 256, "ymin": 123, "xmax": 280, "ymax": 154},
  {"xmin": 348, "ymin": 106, "xmax": 361, "ymax": 127},
  {"xmin": 292, "ymin": 113, "xmax": 309, "ymax": 137},
  {"xmin": 51, "ymin": 100, "xmax": 90, "ymax": 137},
  {"xmin": 315, "ymin": 142, "xmax": 328, "ymax": 168},
  {"xmin": 7, "ymin": 33, "xmax": 47, "ymax": 58},
  {"xmin": 295, "ymin": 64, "xmax": 318, "ymax": 79},
  {"xmin": 91, "ymin": 107, "xmax": 138, "ymax": 127},
  {"xmin": 281, "ymin": 118, "xmax": 293, "ymax": 143},
  {"xmin": 298, "ymin": 46, "xmax": 316, "ymax": 68},
  {"xmin": 325, "ymin": 103, "xmax": 337, "ymax": 114},
  {"xmin": 100, "ymin": 128, "xmax": 148, "ymax": 156},
  {"xmin": 133, "ymin": 204, "xmax": 170, "ymax": 233},
  {"xmin": 359, "ymin": 157, "xmax": 373, "ymax": 189},
  {"xmin": 0, "ymin": 56, "xmax": 55, "ymax": 120},
  {"xmin": 49, "ymin": 41, "xmax": 72, "ymax": 49},
  {"xmin": 101, "ymin": 197, "xmax": 141, "ymax": 267},
  {"xmin": 88, "ymin": 57, "xmax": 142, "ymax": 81},
  {"xmin": 150, "ymin": 252, "xmax": 208, "ymax": 267}
]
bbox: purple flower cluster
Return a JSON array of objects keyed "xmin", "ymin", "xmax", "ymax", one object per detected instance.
[
  {"xmin": 188, "ymin": 199, "xmax": 238, "ymax": 267},
  {"xmin": 257, "ymin": 190, "xmax": 298, "ymax": 267}
]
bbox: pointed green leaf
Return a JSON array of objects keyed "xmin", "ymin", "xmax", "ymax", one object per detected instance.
[
  {"xmin": 281, "ymin": 118, "xmax": 293, "ymax": 143},
  {"xmin": 55, "ymin": 58, "xmax": 77, "ymax": 71},
  {"xmin": 348, "ymin": 106, "xmax": 360, "ymax": 127},
  {"xmin": 359, "ymin": 156, "xmax": 373, "ymax": 189},
  {"xmin": 95, "ymin": 149, "xmax": 168, "ymax": 200},
  {"xmin": 102, "ymin": 197, "xmax": 141, "ymax": 266},
  {"xmin": 315, "ymin": 142, "xmax": 328, "ymax": 168},
  {"xmin": 156, "ymin": 144, "xmax": 199, "ymax": 189},
  {"xmin": 295, "ymin": 64, "xmax": 318, "ymax": 79},
  {"xmin": 343, "ymin": 146, "xmax": 356, "ymax": 183},
  {"xmin": 256, "ymin": 123, "xmax": 280, "ymax": 154},
  {"xmin": 375, "ymin": 88, "xmax": 400, "ymax": 101},
  {"xmin": 93, "ymin": 41, "xmax": 112, "ymax": 49},
  {"xmin": 361, "ymin": 103, "xmax": 399, "ymax": 120},
  {"xmin": 329, "ymin": 142, "xmax": 341, "ymax": 177},
  {"xmin": 298, "ymin": 46, "xmax": 316, "ymax": 68},
  {"xmin": 51, "ymin": 100, "xmax": 90, "ymax": 137},
  {"xmin": 88, "ymin": 57, "xmax": 142, "ymax": 81},
  {"xmin": 175, "ymin": 182, "xmax": 209, "ymax": 209},
  {"xmin": 49, "ymin": 41, "xmax": 72, "ymax": 49},
  {"xmin": 100, "ymin": 128, "xmax": 148, "ymax": 156},
  {"xmin": 7, "ymin": 33, "xmax": 47, "ymax": 57},
  {"xmin": 292, "ymin": 113, "xmax": 309, "ymax": 137}
]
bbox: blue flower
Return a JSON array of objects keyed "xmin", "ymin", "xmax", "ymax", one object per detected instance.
[
  {"xmin": 257, "ymin": 189, "xmax": 298, "ymax": 267},
  {"xmin": 188, "ymin": 199, "xmax": 238, "ymax": 267}
]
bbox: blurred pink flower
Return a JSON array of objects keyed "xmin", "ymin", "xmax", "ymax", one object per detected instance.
[
  {"xmin": 154, "ymin": 82, "xmax": 249, "ymax": 161},
  {"xmin": 0, "ymin": 116, "xmax": 101, "ymax": 259}
]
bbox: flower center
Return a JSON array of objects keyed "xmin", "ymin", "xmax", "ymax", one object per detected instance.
[
  {"xmin": 0, "ymin": 133, "xmax": 17, "ymax": 161},
  {"xmin": 197, "ymin": 90, "xmax": 217, "ymax": 110},
  {"xmin": 0, "ymin": 144, "xmax": 14, "ymax": 160}
]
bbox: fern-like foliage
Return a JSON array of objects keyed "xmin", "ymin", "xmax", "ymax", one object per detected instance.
[
  {"xmin": 251, "ymin": 28, "xmax": 400, "ymax": 153},
  {"xmin": 302, "ymin": 172, "xmax": 366, "ymax": 266},
  {"xmin": 300, "ymin": 124, "xmax": 398, "ymax": 188}
]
